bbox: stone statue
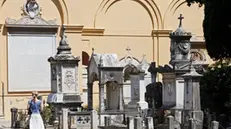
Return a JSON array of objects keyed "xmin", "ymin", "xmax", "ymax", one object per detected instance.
[{"xmin": 24, "ymin": 0, "xmax": 40, "ymax": 18}]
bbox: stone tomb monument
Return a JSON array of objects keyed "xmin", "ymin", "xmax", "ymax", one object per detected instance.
[
  {"xmin": 159, "ymin": 14, "xmax": 192, "ymax": 116},
  {"xmin": 47, "ymin": 26, "xmax": 82, "ymax": 123},
  {"xmin": 87, "ymin": 52, "xmax": 125, "ymax": 125},
  {"xmin": 148, "ymin": 14, "xmax": 207, "ymax": 124},
  {"xmin": 87, "ymin": 50, "xmax": 150, "ymax": 126}
]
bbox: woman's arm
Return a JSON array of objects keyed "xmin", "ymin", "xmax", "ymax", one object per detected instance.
[{"xmin": 27, "ymin": 100, "xmax": 30, "ymax": 110}]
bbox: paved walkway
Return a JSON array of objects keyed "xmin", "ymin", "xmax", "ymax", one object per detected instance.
[
  {"xmin": 0, "ymin": 119, "xmax": 54, "ymax": 129},
  {"xmin": 0, "ymin": 119, "xmax": 11, "ymax": 129}
]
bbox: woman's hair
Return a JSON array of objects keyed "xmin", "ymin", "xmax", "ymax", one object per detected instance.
[{"xmin": 32, "ymin": 91, "xmax": 38, "ymax": 96}]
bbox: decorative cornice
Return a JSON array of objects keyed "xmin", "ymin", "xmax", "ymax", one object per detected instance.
[
  {"xmin": 152, "ymin": 30, "xmax": 172, "ymax": 37},
  {"xmin": 191, "ymin": 41, "xmax": 206, "ymax": 49},
  {"xmin": 82, "ymin": 28, "xmax": 105, "ymax": 36},
  {"xmin": 63, "ymin": 25, "xmax": 104, "ymax": 36},
  {"xmin": 63, "ymin": 24, "xmax": 84, "ymax": 33}
]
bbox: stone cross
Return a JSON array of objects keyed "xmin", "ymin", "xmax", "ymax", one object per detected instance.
[
  {"xmin": 178, "ymin": 14, "xmax": 184, "ymax": 27},
  {"xmin": 142, "ymin": 54, "xmax": 146, "ymax": 60},
  {"xmin": 92, "ymin": 48, "xmax": 95, "ymax": 54},
  {"xmin": 126, "ymin": 47, "xmax": 131, "ymax": 54}
]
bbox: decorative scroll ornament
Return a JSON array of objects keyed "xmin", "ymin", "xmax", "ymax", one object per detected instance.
[
  {"xmin": 5, "ymin": 0, "xmax": 57, "ymax": 25},
  {"xmin": 22, "ymin": 0, "xmax": 41, "ymax": 19},
  {"xmin": 178, "ymin": 42, "xmax": 190, "ymax": 55},
  {"xmin": 190, "ymin": 50, "xmax": 206, "ymax": 62}
]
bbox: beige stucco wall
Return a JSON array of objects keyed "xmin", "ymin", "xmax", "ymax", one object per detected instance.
[{"xmin": 0, "ymin": 0, "xmax": 213, "ymax": 120}]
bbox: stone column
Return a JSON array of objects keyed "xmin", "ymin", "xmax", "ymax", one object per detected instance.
[
  {"xmin": 87, "ymin": 82, "xmax": 93, "ymax": 110},
  {"xmin": 134, "ymin": 117, "xmax": 142, "ymax": 129},
  {"xmin": 99, "ymin": 83, "xmax": 105, "ymax": 112},
  {"xmin": 91, "ymin": 110, "xmax": 98, "ymax": 129},
  {"xmin": 167, "ymin": 116, "xmax": 174, "ymax": 129},
  {"xmin": 119, "ymin": 83, "xmax": 124, "ymax": 111},
  {"xmin": 61, "ymin": 108, "xmax": 69, "ymax": 129},
  {"xmin": 127, "ymin": 116, "xmax": 134, "ymax": 129},
  {"xmin": 146, "ymin": 117, "xmax": 154, "ymax": 129}
]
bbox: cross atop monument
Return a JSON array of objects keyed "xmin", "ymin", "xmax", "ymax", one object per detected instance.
[{"xmin": 178, "ymin": 14, "xmax": 184, "ymax": 27}]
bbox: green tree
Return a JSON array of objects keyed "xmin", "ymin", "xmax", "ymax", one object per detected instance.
[
  {"xmin": 200, "ymin": 59, "xmax": 231, "ymax": 116},
  {"xmin": 186, "ymin": 0, "xmax": 231, "ymax": 60}
]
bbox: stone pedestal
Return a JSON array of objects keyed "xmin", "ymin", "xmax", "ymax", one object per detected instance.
[
  {"xmin": 182, "ymin": 65, "xmax": 203, "ymax": 129},
  {"xmin": 128, "ymin": 73, "xmax": 148, "ymax": 110}
]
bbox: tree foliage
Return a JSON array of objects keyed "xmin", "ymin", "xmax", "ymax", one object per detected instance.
[
  {"xmin": 200, "ymin": 59, "xmax": 231, "ymax": 116},
  {"xmin": 186, "ymin": 0, "xmax": 231, "ymax": 60}
]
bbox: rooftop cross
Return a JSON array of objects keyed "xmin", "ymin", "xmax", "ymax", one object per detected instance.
[
  {"xmin": 142, "ymin": 54, "xmax": 146, "ymax": 59},
  {"xmin": 92, "ymin": 48, "xmax": 95, "ymax": 54},
  {"xmin": 178, "ymin": 14, "xmax": 184, "ymax": 27},
  {"xmin": 126, "ymin": 47, "xmax": 131, "ymax": 54}
]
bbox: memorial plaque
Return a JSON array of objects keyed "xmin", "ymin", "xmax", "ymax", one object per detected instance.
[{"xmin": 8, "ymin": 34, "xmax": 56, "ymax": 92}]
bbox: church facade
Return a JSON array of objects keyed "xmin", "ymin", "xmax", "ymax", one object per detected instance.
[{"xmin": 0, "ymin": 0, "xmax": 211, "ymax": 120}]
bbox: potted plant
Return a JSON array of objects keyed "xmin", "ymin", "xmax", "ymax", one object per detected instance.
[{"xmin": 41, "ymin": 105, "xmax": 53, "ymax": 126}]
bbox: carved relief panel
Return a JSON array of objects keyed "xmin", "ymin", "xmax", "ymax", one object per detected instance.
[
  {"xmin": 61, "ymin": 66, "xmax": 78, "ymax": 93},
  {"xmin": 190, "ymin": 49, "xmax": 206, "ymax": 63}
]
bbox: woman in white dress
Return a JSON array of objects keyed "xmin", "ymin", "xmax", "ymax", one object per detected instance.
[{"xmin": 27, "ymin": 91, "xmax": 45, "ymax": 129}]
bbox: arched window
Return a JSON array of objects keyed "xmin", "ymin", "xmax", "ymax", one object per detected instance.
[{"xmin": 82, "ymin": 51, "xmax": 90, "ymax": 66}]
